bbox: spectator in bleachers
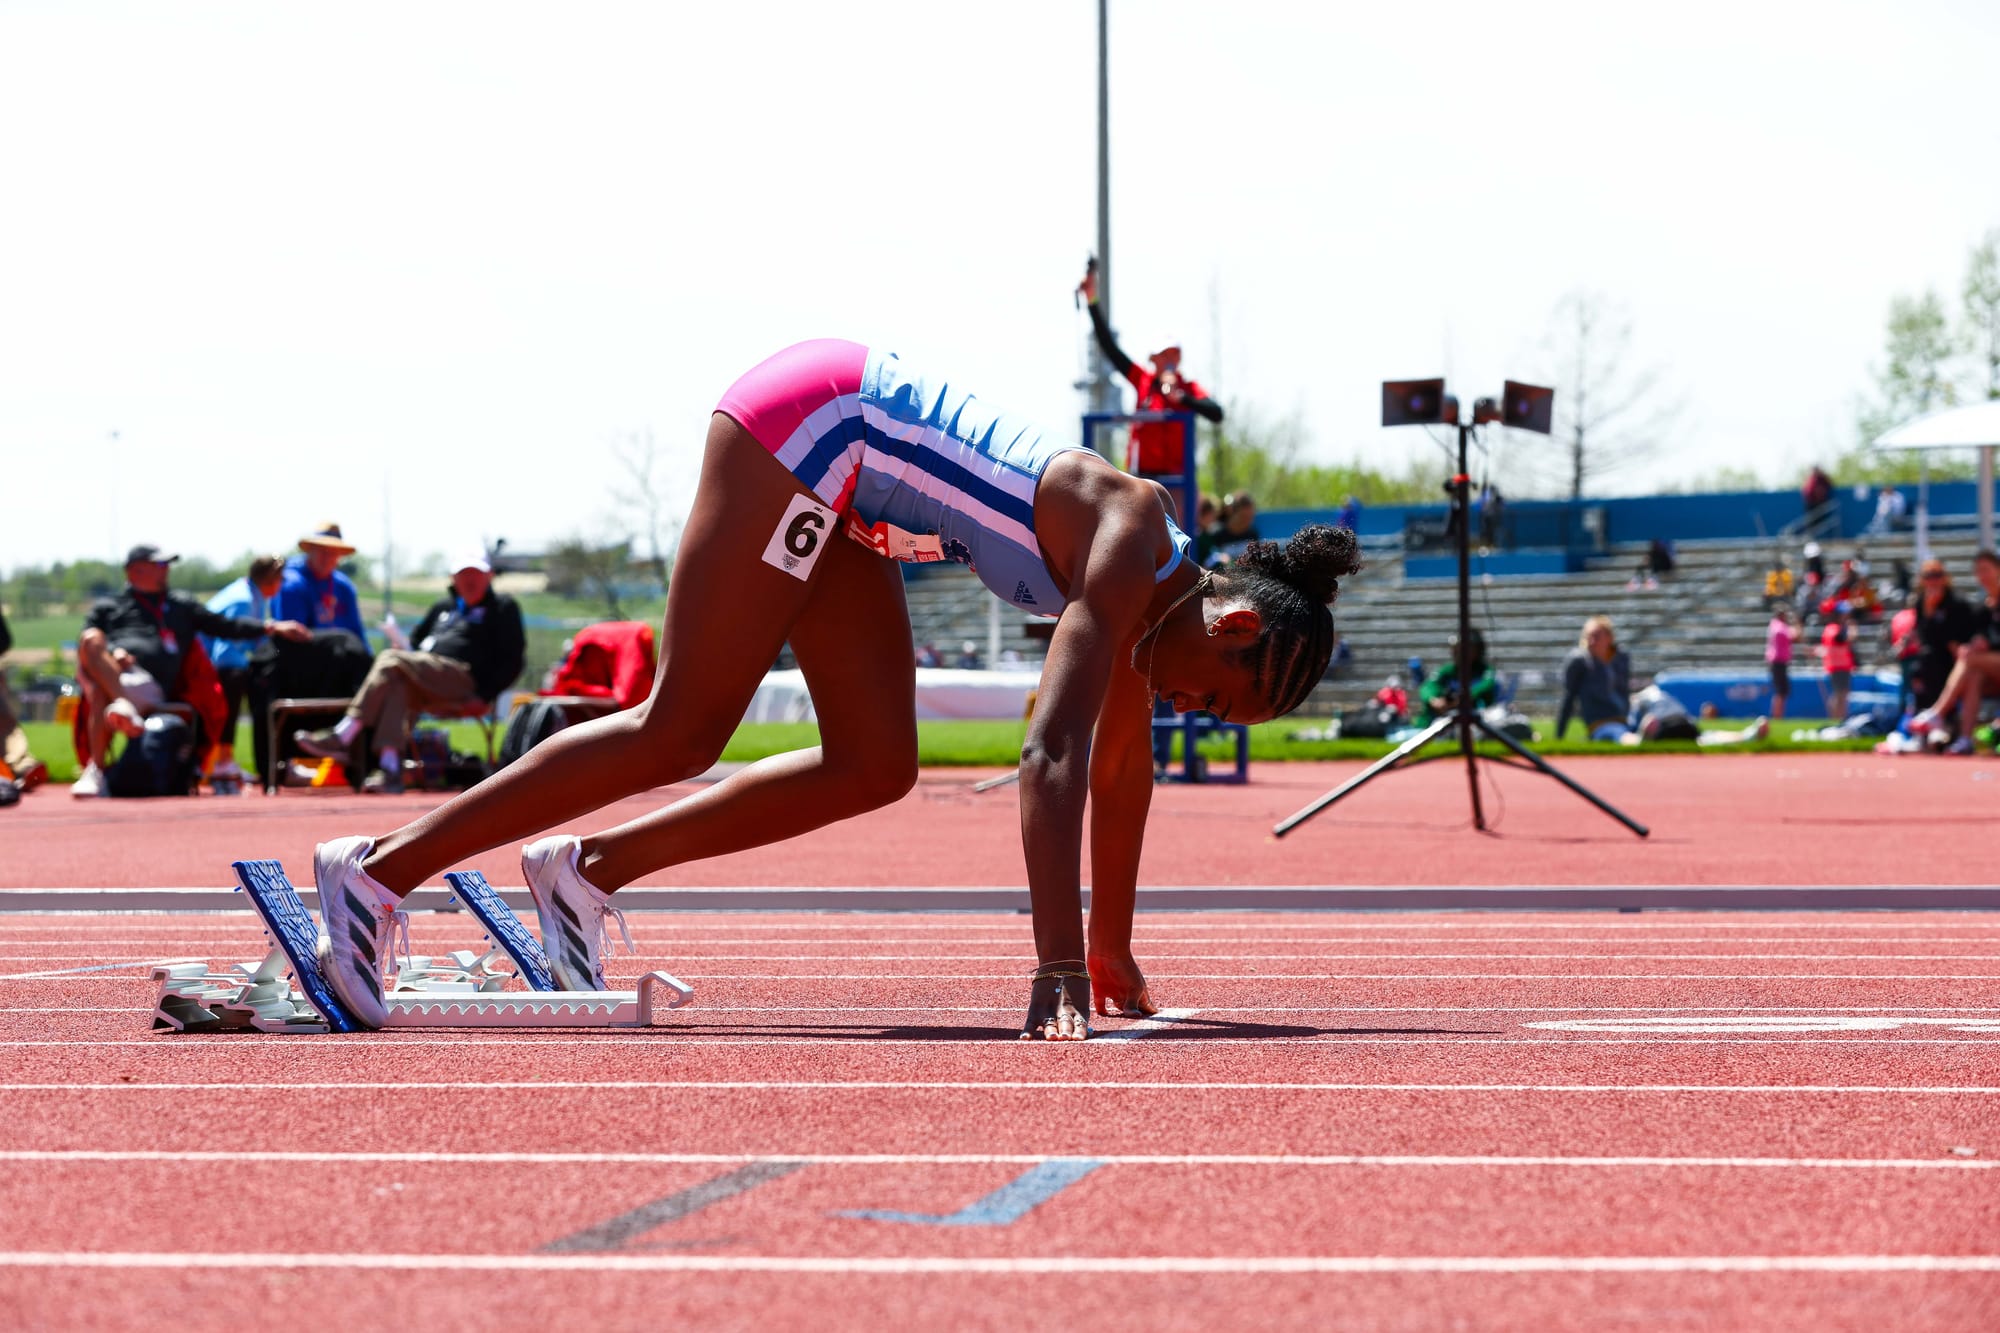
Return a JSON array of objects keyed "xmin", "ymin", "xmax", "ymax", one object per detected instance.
[
  {"xmin": 1419, "ymin": 627, "xmax": 1497, "ymax": 723},
  {"xmin": 1206, "ymin": 492, "xmax": 1261, "ymax": 566},
  {"xmin": 74, "ymin": 544, "xmax": 308, "ymax": 797},
  {"xmin": 279, "ymin": 522, "xmax": 370, "ymax": 641},
  {"xmin": 1817, "ymin": 601, "xmax": 1857, "ymax": 720},
  {"xmin": 292, "ymin": 554, "xmax": 523, "ymax": 794},
  {"xmin": 1908, "ymin": 557, "xmax": 1977, "ymax": 713},
  {"xmin": 1627, "ymin": 538, "xmax": 1675, "ymax": 591},
  {"xmin": 1338, "ymin": 494, "xmax": 1362, "ymax": 536},
  {"xmin": 914, "ymin": 642, "xmax": 941, "ymax": 669},
  {"xmin": 200, "ymin": 554, "xmax": 285, "ymax": 788},
  {"xmin": 1766, "ymin": 606, "xmax": 1798, "ymax": 721},
  {"xmin": 1888, "ymin": 603, "xmax": 1924, "ymax": 716},
  {"xmin": 1189, "ymin": 494, "xmax": 1220, "ymax": 567},
  {"xmin": 955, "ymin": 639, "xmax": 981, "ymax": 670},
  {"xmin": 1477, "ymin": 483, "xmax": 1505, "ymax": 548},
  {"xmin": 1868, "ymin": 486, "xmax": 1908, "ymax": 536},
  {"xmin": 0, "ymin": 604, "xmax": 47, "ymax": 792},
  {"xmin": 1556, "ymin": 615, "xmax": 1633, "ymax": 741},
  {"xmin": 1908, "ymin": 549, "xmax": 2000, "ymax": 753},
  {"xmin": 1801, "ymin": 465, "xmax": 1834, "ymax": 532},
  {"xmin": 1821, "ymin": 559, "xmax": 1879, "ymax": 621},
  {"xmin": 1764, "ymin": 559, "xmax": 1795, "ymax": 610}
]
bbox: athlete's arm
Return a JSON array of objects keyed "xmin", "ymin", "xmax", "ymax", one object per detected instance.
[
  {"xmin": 1086, "ymin": 650, "xmax": 1161, "ymax": 1017},
  {"xmin": 1018, "ymin": 491, "xmax": 1161, "ymax": 973}
]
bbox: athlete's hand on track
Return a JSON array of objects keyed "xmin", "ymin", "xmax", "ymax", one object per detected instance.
[{"xmin": 1088, "ymin": 950, "xmax": 1158, "ymax": 1018}]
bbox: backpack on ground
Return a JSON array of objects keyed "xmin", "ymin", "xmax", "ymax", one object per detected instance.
[{"xmin": 499, "ymin": 698, "xmax": 572, "ymax": 768}]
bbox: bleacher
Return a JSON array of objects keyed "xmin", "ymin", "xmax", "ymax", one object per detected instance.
[{"xmin": 891, "ymin": 528, "xmax": 1993, "ymax": 720}]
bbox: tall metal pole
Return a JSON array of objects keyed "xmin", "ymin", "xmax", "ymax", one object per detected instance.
[{"xmin": 1091, "ymin": 0, "xmax": 1116, "ymax": 415}]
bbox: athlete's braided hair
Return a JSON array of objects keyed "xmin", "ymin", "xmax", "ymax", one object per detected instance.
[{"xmin": 1214, "ymin": 524, "xmax": 1363, "ymax": 718}]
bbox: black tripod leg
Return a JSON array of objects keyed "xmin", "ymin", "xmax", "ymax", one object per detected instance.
[
  {"xmin": 1473, "ymin": 718, "xmax": 1650, "ymax": 837},
  {"xmin": 1273, "ymin": 717, "xmax": 1458, "ymax": 837}
]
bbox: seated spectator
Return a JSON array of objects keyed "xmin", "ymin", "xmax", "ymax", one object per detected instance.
[
  {"xmin": 293, "ymin": 554, "xmax": 524, "ymax": 793},
  {"xmin": 1909, "ymin": 549, "xmax": 2000, "ymax": 753},
  {"xmin": 1628, "ymin": 538, "xmax": 1675, "ymax": 591},
  {"xmin": 914, "ymin": 642, "xmax": 941, "ymax": 669},
  {"xmin": 1763, "ymin": 561, "xmax": 1795, "ymax": 609},
  {"xmin": 1888, "ymin": 603, "xmax": 1923, "ymax": 716},
  {"xmin": 955, "ymin": 639, "xmax": 982, "ymax": 670},
  {"xmin": 279, "ymin": 522, "xmax": 370, "ymax": 641},
  {"xmin": 1868, "ymin": 486, "xmax": 1908, "ymax": 536},
  {"xmin": 1556, "ymin": 615, "xmax": 1632, "ymax": 741},
  {"xmin": 1205, "ymin": 493, "xmax": 1260, "ymax": 567},
  {"xmin": 1908, "ymin": 557, "xmax": 1976, "ymax": 713},
  {"xmin": 74, "ymin": 544, "xmax": 307, "ymax": 797},
  {"xmin": 1821, "ymin": 559, "xmax": 1880, "ymax": 620},
  {"xmin": 1372, "ymin": 673, "xmax": 1411, "ymax": 723},
  {"xmin": 1326, "ymin": 630, "xmax": 1353, "ymax": 679},
  {"xmin": 1817, "ymin": 601, "xmax": 1858, "ymax": 720},
  {"xmin": 1190, "ymin": 494, "xmax": 1221, "ymax": 567},
  {"xmin": 200, "ymin": 554, "xmax": 286, "ymax": 789},
  {"xmin": 1625, "ymin": 684, "xmax": 1768, "ymax": 747},
  {"xmin": 0, "ymin": 604, "xmax": 48, "ymax": 792},
  {"xmin": 1418, "ymin": 628, "xmax": 1497, "ymax": 723}
]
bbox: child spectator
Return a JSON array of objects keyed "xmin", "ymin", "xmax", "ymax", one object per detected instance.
[
  {"xmin": 1766, "ymin": 606, "xmax": 1798, "ymax": 721},
  {"xmin": 1419, "ymin": 628, "xmax": 1498, "ymax": 723},
  {"xmin": 1817, "ymin": 602, "xmax": 1857, "ymax": 720},
  {"xmin": 201, "ymin": 554, "xmax": 286, "ymax": 789}
]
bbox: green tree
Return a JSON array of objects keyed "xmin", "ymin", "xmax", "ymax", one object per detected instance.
[
  {"xmin": 1513, "ymin": 291, "xmax": 1682, "ymax": 501},
  {"xmin": 1964, "ymin": 228, "xmax": 2000, "ymax": 401},
  {"xmin": 1197, "ymin": 402, "xmax": 1447, "ymax": 511},
  {"xmin": 545, "ymin": 537, "xmax": 632, "ymax": 617},
  {"xmin": 1843, "ymin": 288, "xmax": 1971, "ymax": 484}
]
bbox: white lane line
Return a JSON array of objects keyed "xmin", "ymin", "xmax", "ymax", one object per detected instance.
[
  {"xmin": 2, "ymin": 1150, "xmax": 1989, "ymax": 1170},
  {"xmin": 0, "ymin": 1252, "xmax": 1995, "ymax": 1274},
  {"xmin": 1088, "ymin": 1008, "xmax": 1199, "ymax": 1041},
  {"xmin": 0, "ymin": 958, "xmax": 196, "ymax": 980},
  {"xmin": 11, "ymin": 935, "xmax": 2000, "ymax": 946},
  {"xmin": 0, "ymin": 1080, "xmax": 1993, "ymax": 1093},
  {"xmin": 15, "ymin": 1005, "xmax": 2000, "ymax": 1017},
  {"xmin": 15, "ymin": 973, "xmax": 2000, "ymax": 986}
]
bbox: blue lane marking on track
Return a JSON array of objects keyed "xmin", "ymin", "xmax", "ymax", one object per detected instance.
[{"xmin": 836, "ymin": 1158, "xmax": 1105, "ymax": 1227}]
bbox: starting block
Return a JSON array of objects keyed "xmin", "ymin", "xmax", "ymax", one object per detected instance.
[{"xmin": 149, "ymin": 859, "xmax": 694, "ymax": 1034}]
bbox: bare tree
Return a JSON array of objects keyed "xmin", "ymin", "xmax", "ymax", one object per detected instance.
[
  {"xmin": 1511, "ymin": 291, "xmax": 1682, "ymax": 501},
  {"xmin": 609, "ymin": 428, "xmax": 677, "ymax": 592}
]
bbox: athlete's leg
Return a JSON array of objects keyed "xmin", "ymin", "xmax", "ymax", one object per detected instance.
[
  {"xmin": 361, "ymin": 414, "xmax": 851, "ymax": 896},
  {"xmin": 1955, "ymin": 648, "xmax": 2000, "ymax": 739},
  {"xmin": 578, "ymin": 525, "xmax": 919, "ymax": 890}
]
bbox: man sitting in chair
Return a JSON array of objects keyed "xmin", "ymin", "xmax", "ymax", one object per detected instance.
[{"xmin": 293, "ymin": 553, "xmax": 524, "ymax": 793}]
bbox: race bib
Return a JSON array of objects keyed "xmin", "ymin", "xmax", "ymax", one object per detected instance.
[{"xmin": 762, "ymin": 494, "xmax": 837, "ymax": 581}]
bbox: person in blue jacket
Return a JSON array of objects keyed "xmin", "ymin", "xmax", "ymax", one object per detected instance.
[
  {"xmin": 279, "ymin": 522, "xmax": 369, "ymax": 643},
  {"xmin": 202, "ymin": 554, "xmax": 287, "ymax": 784}
]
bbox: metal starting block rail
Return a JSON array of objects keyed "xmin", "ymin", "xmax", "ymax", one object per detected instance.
[{"xmin": 149, "ymin": 860, "xmax": 694, "ymax": 1034}]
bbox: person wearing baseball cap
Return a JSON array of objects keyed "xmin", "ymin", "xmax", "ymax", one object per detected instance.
[
  {"xmin": 293, "ymin": 550, "xmax": 522, "ymax": 793},
  {"xmin": 277, "ymin": 522, "xmax": 369, "ymax": 642},
  {"xmin": 72, "ymin": 543, "xmax": 308, "ymax": 796}
]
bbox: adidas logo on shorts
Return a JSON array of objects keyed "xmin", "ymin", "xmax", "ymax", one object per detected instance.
[{"xmin": 1014, "ymin": 581, "xmax": 1037, "ymax": 605}]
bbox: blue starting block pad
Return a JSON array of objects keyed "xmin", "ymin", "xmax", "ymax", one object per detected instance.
[
  {"xmin": 443, "ymin": 869, "xmax": 557, "ymax": 991},
  {"xmin": 151, "ymin": 859, "xmax": 695, "ymax": 1034}
]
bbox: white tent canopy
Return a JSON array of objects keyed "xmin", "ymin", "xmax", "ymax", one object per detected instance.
[{"xmin": 1871, "ymin": 401, "xmax": 1998, "ymax": 551}]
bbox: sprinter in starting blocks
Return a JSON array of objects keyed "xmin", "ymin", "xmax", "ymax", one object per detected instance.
[{"xmin": 150, "ymin": 859, "xmax": 692, "ymax": 1034}]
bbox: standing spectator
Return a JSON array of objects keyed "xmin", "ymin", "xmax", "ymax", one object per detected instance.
[
  {"xmin": 0, "ymin": 603, "xmax": 47, "ymax": 791},
  {"xmin": 1766, "ymin": 606, "xmax": 1798, "ymax": 721},
  {"xmin": 1477, "ymin": 483, "xmax": 1505, "ymax": 548},
  {"xmin": 200, "ymin": 554, "xmax": 286, "ymax": 789},
  {"xmin": 1207, "ymin": 492, "xmax": 1261, "ymax": 566},
  {"xmin": 75, "ymin": 545, "xmax": 307, "ymax": 796},
  {"xmin": 1076, "ymin": 260, "xmax": 1223, "ymax": 476},
  {"xmin": 1909, "ymin": 550, "xmax": 2000, "ymax": 752},
  {"xmin": 293, "ymin": 554, "xmax": 523, "ymax": 793},
  {"xmin": 1338, "ymin": 494, "xmax": 1362, "ymax": 536},
  {"xmin": 279, "ymin": 522, "xmax": 370, "ymax": 641},
  {"xmin": 1908, "ymin": 557, "xmax": 1976, "ymax": 713},
  {"xmin": 1801, "ymin": 465, "xmax": 1834, "ymax": 533},
  {"xmin": 1817, "ymin": 601, "xmax": 1857, "ymax": 720},
  {"xmin": 1556, "ymin": 615, "xmax": 1633, "ymax": 741}
]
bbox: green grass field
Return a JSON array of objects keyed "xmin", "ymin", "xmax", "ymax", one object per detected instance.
[{"xmin": 13, "ymin": 713, "xmax": 1878, "ymax": 787}]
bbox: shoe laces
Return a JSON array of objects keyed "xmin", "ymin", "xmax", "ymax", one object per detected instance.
[
  {"xmin": 597, "ymin": 901, "xmax": 635, "ymax": 960},
  {"xmin": 386, "ymin": 905, "xmax": 413, "ymax": 974}
]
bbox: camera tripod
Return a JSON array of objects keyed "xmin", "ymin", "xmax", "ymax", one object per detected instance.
[{"xmin": 1273, "ymin": 419, "xmax": 1648, "ymax": 839}]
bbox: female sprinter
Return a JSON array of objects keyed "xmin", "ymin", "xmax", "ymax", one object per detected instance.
[{"xmin": 312, "ymin": 339, "xmax": 1359, "ymax": 1039}]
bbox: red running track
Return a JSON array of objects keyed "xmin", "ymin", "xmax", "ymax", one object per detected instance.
[
  {"xmin": 3, "ymin": 752, "xmax": 1997, "ymax": 889},
  {"xmin": 0, "ymin": 910, "xmax": 1996, "ymax": 1329}
]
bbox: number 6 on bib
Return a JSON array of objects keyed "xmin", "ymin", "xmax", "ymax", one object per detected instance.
[{"xmin": 761, "ymin": 493, "xmax": 836, "ymax": 581}]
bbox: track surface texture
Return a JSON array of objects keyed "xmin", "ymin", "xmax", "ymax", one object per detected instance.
[
  {"xmin": 2, "ymin": 906, "xmax": 1997, "ymax": 1329},
  {"xmin": 4, "ymin": 753, "xmax": 1997, "ymax": 888}
]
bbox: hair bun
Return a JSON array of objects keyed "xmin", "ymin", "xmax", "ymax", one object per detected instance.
[{"xmin": 1233, "ymin": 524, "xmax": 1362, "ymax": 605}]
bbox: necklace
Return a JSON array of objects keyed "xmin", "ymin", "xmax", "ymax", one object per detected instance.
[{"xmin": 1132, "ymin": 568, "xmax": 1213, "ymax": 686}]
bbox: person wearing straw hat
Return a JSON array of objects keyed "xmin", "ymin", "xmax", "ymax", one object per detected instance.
[{"xmin": 278, "ymin": 522, "xmax": 369, "ymax": 643}]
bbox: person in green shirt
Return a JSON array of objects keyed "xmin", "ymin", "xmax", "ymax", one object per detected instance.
[{"xmin": 1419, "ymin": 627, "xmax": 1498, "ymax": 723}]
